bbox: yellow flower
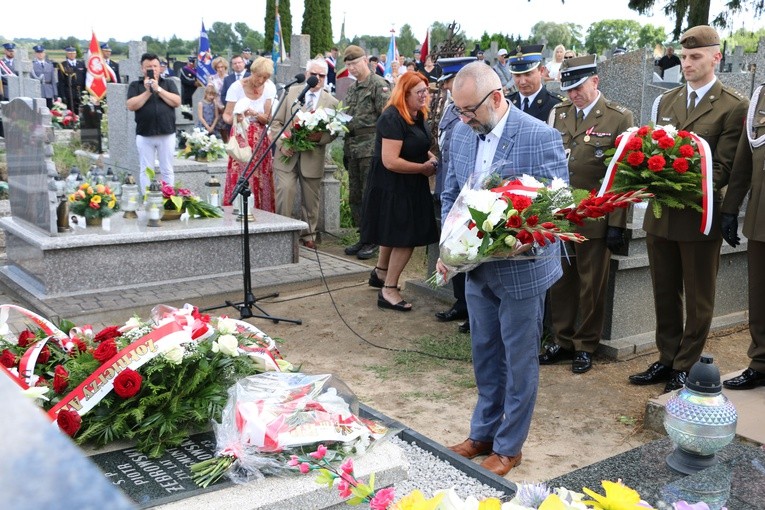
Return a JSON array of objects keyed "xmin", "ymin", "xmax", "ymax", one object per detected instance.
[
  {"xmin": 582, "ymin": 481, "xmax": 648, "ymax": 510},
  {"xmin": 390, "ymin": 490, "xmax": 443, "ymax": 510},
  {"xmin": 90, "ymin": 195, "xmax": 102, "ymax": 204},
  {"xmin": 107, "ymin": 198, "xmax": 117, "ymax": 209},
  {"xmin": 68, "ymin": 194, "xmax": 75, "ymax": 202},
  {"xmin": 478, "ymin": 497, "xmax": 502, "ymax": 509},
  {"xmin": 80, "ymin": 183, "xmax": 90, "ymax": 191},
  {"xmin": 95, "ymin": 184, "xmax": 106, "ymax": 194}
]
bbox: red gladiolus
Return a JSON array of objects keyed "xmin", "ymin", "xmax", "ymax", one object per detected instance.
[
  {"xmin": 673, "ymin": 158, "xmax": 689, "ymax": 173},
  {"xmin": 72, "ymin": 339, "xmax": 88, "ymax": 354},
  {"xmin": 532, "ymin": 231, "xmax": 547, "ymax": 246},
  {"xmin": 57, "ymin": 409, "xmax": 82, "ymax": 436},
  {"xmin": 53, "ymin": 365, "xmax": 69, "ymax": 394},
  {"xmin": 637, "ymin": 126, "xmax": 650, "ymax": 137},
  {"xmin": 113, "ymin": 368, "xmax": 143, "ymax": 398},
  {"xmin": 516, "ymin": 230, "xmax": 533, "ymax": 244},
  {"xmin": 626, "ymin": 137, "xmax": 643, "ymax": 151},
  {"xmin": 647, "ymin": 155, "xmax": 666, "ymax": 172},
  {"xmin": 1, "ymin": 349, "xmax": 15, "ymax": 368},
  {"xmin": 93, "ymin": 339, "xmax": 118, "ymax": 363},
  {"xmin": 677, "ymin": 130, "xmax": 691, "ymax": 138},
  {"xmin": 94, "ymin": 326, "xmax": 121, "ymax": 343},
  {"xmin": 506, "ymin": 215, "xmax": 522, "ymax": 228},
  {"xmin": 679, "ymin": 144, "xmax": 695, "ymax": 158},
  {"xmin": 37, "ymin": 346, "xmax": 51, "ymax": 364},
  {"xmin": 526, "ymin": 215, "xmax": 539, "ymax": 227},
  {"xmin": 658, "ymin": 136, "xmax": 675, "ymax": 150},
  {"xmin": 652, "ymin": 129, "xmax": 667, "ymax": 140},
  {"xmin": 627, "ymin": 151, "xmax": 645, "ymax": 166},
  {"xmin": 18, "ymin": 330, "xmax": 35, "ymax": 347},
  {"xmin": 541, "ymin": 222, "xmax": 556, "ymax": 229}
]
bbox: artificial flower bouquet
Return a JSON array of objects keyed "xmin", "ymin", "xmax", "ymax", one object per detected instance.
[
  {"xmin": 602, "ymin": 124, "xmax": 712, "ymax": 225},
  {"xmin": 50, "ymin": 98, "xmax": 79, "ymax": 129},
  {"xmin": 144, "ymin": 167, "xmax": 223, "ymax": 218},
  {"xmin": 280, "ymin": 103, "xmax": 352, "ymax": 162},
  {"xmin": 434, "ymin": 169, "xmax": 650, "ymax": 285},
  {"xmin": 190, "ymin": 372, "xmax": 391, "ymax": 488},
  {"xmin": 0, "ymin": 303, "xmax": 291, "ymax": 458},
  {"xmin": 178, "ymin": 127, "xmax": 227, "ymax": 162},
  {"xmin": 68, "ymin": 180, "xmax": 120, "ymax": 219}
]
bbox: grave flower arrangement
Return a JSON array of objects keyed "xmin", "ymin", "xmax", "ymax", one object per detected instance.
[
  {"xmin": 67, "ymin": 180, "xmax": 120, "ymax": 220},
  {"xmin": 601, "ymin": 124, "xmax": 713, "ymax": 233},
  {"xmin": 144, "ymin": 167, "xmax": 223, "ymax": 218},
  {"xmin": 433, "ymin": 170, "xmax": 650, "ymax": 285},
  {"xmin": 0, "ymin": 303, "xmax": 292, "ymax": 458},
  {"xmin": 280, "ymin": 104, "xmax": 352, "ymax": 162},
  {"xmin": 50, "ymin": 98, "xmax": 79, "ymax": 129},
  {"xmin": 178, "ymin": 127, "xmax": 227, "ymax": 162},
  {"xmin": 190, "ymin": 372, "xmax": 391, "ymax": 488}
]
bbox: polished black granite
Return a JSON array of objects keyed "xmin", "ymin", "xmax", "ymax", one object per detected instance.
[{"xmin": 547, "ymin": 437, "xmax": 765, "ymax": 510}]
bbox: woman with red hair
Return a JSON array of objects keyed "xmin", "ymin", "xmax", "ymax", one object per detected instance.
[{"xmin": 361, "ymin": 72, "xmax": 439, "ymax": 311}]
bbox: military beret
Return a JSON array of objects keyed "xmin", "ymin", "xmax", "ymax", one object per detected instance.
[
  {"xmin": 509, "ymin": 44, "xmax": 544, "ymax": 74},
  {"xmin": 560, "ymin": 54, "xmax": 598, "ymax": 91},
  {"xmin": 680, "ymin": 25, "xmax": 720, "ymax": 49},
  {"xmin": 100, "ymin": 43, "xmax": 111, "ymax": 50},
  {"xmin": 437, "ymin": 56, "xmax": 477, "ymax": 83},
  {"xmin": 64, "ymin": 45, "xmax": 76, "ymax": 52},
  {"xmin": 3, "ymin": 42, "xmax": 17, "ymax": 50},
  {"xmin": 343, "ymin": 45, "xmax": 366, "ymax": 62},
  {"xmin": 33, "ymin": 45, "xmax": 45, "ymax": 53}
]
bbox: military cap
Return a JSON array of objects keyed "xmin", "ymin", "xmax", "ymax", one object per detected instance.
[
  {"xmin": 680, "ymin": 25, "xmax": 720, "ymax": 49},
  {"xmin": 343, "ymin": 45, "xmax": 366, "ymax": 62},
  {"xmin": 100, "ymin": 43, "xmax": 111, "ymax": 50},
  {"xmin": 33, "ymin": 45, "xmax": 45, "ymax": 53},
  {"xmin": 509, "ymin": 44, "xmax": 544, "ymax": 74},
  {"xmin": 497, "ymin": 48, "xmax": 508, "ymax": 57},
  {"xmin": 187, "ymin": 56, "xmax": 196, "ymax": 62},
  {"xmin": 3, "ymin": 42, "xmax": 17, "ymax": 50},
  {"xmin": 560, "ymin": 54, "xmax": 598, "ymax": 91},
  {"xmin": 477, "ymin": 50, "xmax": 484, "ymax": 56},
  {"xmin": 242, "ymin": 47, "xmax": 252, "ymax": 53},
  {"xmin": 64, "ymin": 45, "xmax": 76, "ymax": 52},
  {"xmin": 437, "ymin": 56, "xmax": 477, "ymax": 83},
  {"xmin": 613, "ymin": 47, "xmax": 627, "ymax": 55}
]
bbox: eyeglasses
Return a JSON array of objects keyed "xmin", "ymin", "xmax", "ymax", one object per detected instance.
[
  {"xmin": 412, "ymin": 88, "xmax": 428, "ymax": 97},
  {"xmin": 309, "ymin": 72, "xmax": 327, "ymax": 78},
  {"xmin": 454, "ymin": 89, "xmax": 500, "ymax": 119}
]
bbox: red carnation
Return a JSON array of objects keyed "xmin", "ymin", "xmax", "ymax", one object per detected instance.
[
  {"xmin": 677, "ymin": 130, "xmax": 691, "ymax": 139},
  {"xmin": 113, "ymin": 368, "xmax": 143, "ymax": 399},
  {"xmin": 53, "ymin": 365, "xmax": 69, "ymax": 394},
  {"xmin": 37, "ymin": 346, "xmax": 51, "ymax": 364},
  {"xmin": 509, "ymin": 194, "xmax": 532, "ymax": 211},
  {"xmin": 516, "ymin": 230, "xmax": 533, "ymax": 244},
  {"xmin": 506, "ymin": 215, "xmax": 522, "ymax": 228},
  {"xmin": 18, "ymin": 330, "xmax": 35, "ymax": 347},
  {"xmin": 658, "ymin": 136, "xmax": 675, "ymax": 150},
  {"xmin": 526, "ymin": 215, "xmax": 539, "ymax": 227},
  {"xmin": 626, "ymin": 151, "xmax": 645, "ymax": 166},
  {"xmin": 92, "ymin": 338, "xmax": 118, "ymax": 363},
  {"xmin": 652, "ymin": 129, "xmax": 667, "ymax": 140},
  {"xmin": 637, "ymin": 126, "xmax": 650, "ymax": 137},
  {"xmin": 647, "ymin": 155, "xmax": 666, "ymax": 172},
  {"xmin": 679, "ymin": 144, "xmax": 695, "ymax": 158},
  {"xmin": 57, "ymin": 409, "xmax": 82, "ymax": 437},
  {"xmin": 94, "ymin": 325, "xmax": 121, "ymax": 343},
  {"xmin": 1, "ymin": 349, "xmax": 16, "ymax": 368},
  {"xmin": 532, "ymin": 231, "xmax": 547, "ymax": 246},
  {"xmin": 626, "ymin": 137, "xmax": 643, "ymax": 151},
  {"xmin": 673, "ymin": 158, "xmax": 689, "ymax": 173}
]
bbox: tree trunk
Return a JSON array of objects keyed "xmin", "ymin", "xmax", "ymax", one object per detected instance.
[{"xmin": 688, "ymin": 0, "xmax": 711, "ymax": 29}]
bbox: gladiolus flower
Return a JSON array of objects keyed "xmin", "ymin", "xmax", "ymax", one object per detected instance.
[{"xmin": 526, "ymin": 215, "xmax": 539, "ymax": 227}]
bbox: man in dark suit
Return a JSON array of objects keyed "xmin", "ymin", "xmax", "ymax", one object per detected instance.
[
  {"xmin": 57, "ymin": 45, "xmax": 86, "ymax": 112},
  {"xmin": 100, "ymin": 43, "xmax": 120, "ymax": 83},
  {"xmin": 439, "ymin": 61, "xmax": 568, "ymax": 476},
  {"xmin": 220, "ymin": 55, "xmax": 249, "ymax": 106},
  {"xmin": 629, "ymin": 25, "xmax": 748, "ymax": 392},
  {"xmin": 179, "ymin": 56, "xmax": 201, "ymax": 106},
  {"xmin": 506, "ymin": 44, "xmax": 564, "ymax": 123},
  {"xmin": 718, "ymin": 86, "xmax": 765, "ymax": 390},
  {"xmin": 541, "ymin": 55, "xmax": 634, "ymax": 374}
]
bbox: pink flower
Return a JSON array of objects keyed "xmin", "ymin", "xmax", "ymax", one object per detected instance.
[
  {"xmin": 288, "ymin": 455, "xmax": 300, "ymax": 467},
  {"xmin": 336, "ymin": 479, "xmax": 353, "ymax": 498},
  {"xmin": 340, "ymin": 457, "xmax": 354, "ymax": 475},
  {"xmin": 369, "ymin": 487, "xmax": 395, "ymax": 510},
  {"xmin": 310, "ymin": 444, "xmax": 328, "ymax": 460},
  {"xmin": 299, "ymin": 462, "xmax": 311, "ymax": 474}
]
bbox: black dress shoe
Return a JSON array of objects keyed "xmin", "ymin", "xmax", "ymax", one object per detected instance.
[
  {"xmin": 435, "ymin": 307, "xmax": 469, "ymax": 322},
  {"xmin": 723, "ymin": 368, "xmax": 765, "ymax": 390},
  {"xmin": 664, "ymin": 370, "xmax": 688, "ymax": 392},
  {"xmin": 458, "ymin": 320, "xmax": 470, "ymax": 333},
  {"xmin": 357, "ymin": 244, "xmax": 378, "ymax": 260},
  {"xmin": 344, "ymin": 240, "xmax": 364, "ymax": 255},
  {"xmin": 628, "ymin": 361, "xmax": 672, "ymax": 385},
  {"xmin": 572, "ymin": 351, "xmax": 592, "ymax": 374},
  {"xmin": 538, "ymin": 343, "xmax": 573, "ymax": 365}
]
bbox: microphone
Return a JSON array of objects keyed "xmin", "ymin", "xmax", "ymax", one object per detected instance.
[
  {"xmin": 294, "ymin": 75, "xmax": 320, "ymax": 105},
  {"xmin": 282, "ymin": 73, "xmax": 306, "ymax": 89}
]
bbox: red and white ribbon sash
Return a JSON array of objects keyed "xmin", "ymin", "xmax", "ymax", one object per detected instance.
[{"xmin": 490, "ymin": 182, "xmax": 541, "ymax": 198}]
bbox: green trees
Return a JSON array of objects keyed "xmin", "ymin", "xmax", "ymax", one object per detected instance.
[
  {"xmin": 529, "ymin": 21, "xmax": 584, "ymax": 52},
  {"xmin": 265, "ymin": 0, "xmax": 293, "ymax": 53},
  {"xmin": 585, "ymin": 19, "xmax": 666, "ymax": 54},
  {"xmin": 301, "ymin": 0, "xmax": 333, "ymax": 57}
]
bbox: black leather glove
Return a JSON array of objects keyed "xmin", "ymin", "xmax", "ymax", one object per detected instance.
[
  {"xmin": 605, "ymin": 226, "xmax": 626, "ymax": 252},
  {"xmin": 720, "ymin": 213, "xmax": 740, "ymax": 248}
]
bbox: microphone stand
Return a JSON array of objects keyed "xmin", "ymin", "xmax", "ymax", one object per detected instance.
[{"xmin": 202, "ymin": 83, "xmax": 303, "ymax": 325}]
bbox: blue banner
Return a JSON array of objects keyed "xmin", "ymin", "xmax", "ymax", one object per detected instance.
[
  {"xmin": 197, "ymin": 21, "xmax": 214, "ymax": 86},
  {"xmin": 272, "ymin": 11, "xmax": 286, "ymax": 69},
  {"xmin": 384, "ymin": 32, "xmax": 397, "ymax": 78}
]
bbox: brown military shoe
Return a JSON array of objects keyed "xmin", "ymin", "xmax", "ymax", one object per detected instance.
[
  {"xmin": 448, "ymin": 438, "xmax": 493, "ymax": 459},
  {"xmin": 480, "ymin": 452, "xmax": 523, "ymax": 476}
]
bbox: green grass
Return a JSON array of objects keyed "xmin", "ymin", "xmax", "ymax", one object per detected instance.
[{"xmin": 52, "ymin": 141, "xmax": 91, "ymax": 177}]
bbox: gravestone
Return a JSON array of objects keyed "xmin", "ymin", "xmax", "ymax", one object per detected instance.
[
  {"xmin": 79, "ymin": 103, "xmax": 103, "ymax": 153},
  {"xmin": 3, "ymin": 97, "xmax": 58, "ymax": 234},
  {"xmin": 124, "ymin": 41, "xmax": 147, "ymax": 85},
  {"xmin": 663, "ymin": 65, "xmax": 682, "ymax": 84},
  {"xmin": 5, "ymin": 75, "xmax": 41, "ymax": 100},
  {"xmin": 274, "ymin": 34, "xmax": 311, "ymax": 86},
  {"xmin": 106, "ymin": 81, "xmax": 138, "ymax": 179},
  {"xmin": 334, "ymin": 77, "xmax": 354, "ymax": 101},
  {"xmin": 730, "ymin": 45, "xmax": 745, "ymax": 72}
]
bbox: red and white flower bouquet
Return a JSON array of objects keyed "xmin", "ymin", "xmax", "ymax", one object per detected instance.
[{"xmin": 280, "ymin": 104, "xmax": 352, "ymax": 162}]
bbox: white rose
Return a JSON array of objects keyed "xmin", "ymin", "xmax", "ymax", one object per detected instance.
[
  {"xmin": 217, "ymin": 317, "xmax": 238, "ymax": 335},
  {"xmin": 163, "ymin": 345, "xmax": 185, "ymax": 365},
  {"xmin": 213, "ymin": 334, "xmax": 239, "ymax": 356},
  {"xmin": 481, "ymin": 218, "xmax": 495, "ymax": 232}
]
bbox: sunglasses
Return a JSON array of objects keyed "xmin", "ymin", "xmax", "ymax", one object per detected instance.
[
  {"xmin": 454, "ymin": 89, "xmax": 500, "ymax": 119},
  {"xmin": 310, "ymin": 72, "xmax": 327, "ymax": 78},
  {"xmin": 564, "ymin": 55, "xmax": 575, "ymax": 59}
]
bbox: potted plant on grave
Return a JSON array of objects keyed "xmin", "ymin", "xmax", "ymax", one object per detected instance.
[
  {"xmin": 177, "ymin": 128, "xmax": 227, "ymax": 162},
  {"xmin": 144, "ymin": 168, "xmax": 223, "ymax": 220},
  {"xmin": 67, "ymin": 180, "xmax": 119, "ymax": 226}
]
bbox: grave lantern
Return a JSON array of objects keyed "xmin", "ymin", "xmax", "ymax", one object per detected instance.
[
  {"xmin": 205, "ymin": 175, "xmax": 221, "ymax": 207},
  {"xmin": 145, "ymin": 178, "xmax": 164, "ymax": 227},
  {"xmin": 121, "ymin": 174, "xmax": 139, "ymax": 219}
]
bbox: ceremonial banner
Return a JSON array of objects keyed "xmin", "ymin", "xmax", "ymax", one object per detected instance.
[
  {"xmin": 384, "ymin": 29, "xmax": 398, "ymax": 78},
  {"xmin": 85, "ymin": 32, "xmax": 108, "ymax": 99},
  {"xmin": 420, "ymin": 29, "xmax": 429, "ymax": 64},
  {"xmin": 272, "ymin": 0, "xmax": 287, "ymax": 69},
  {"xmin": 197, "ymin": 21, "xmax": 214, "ymax": 86}
]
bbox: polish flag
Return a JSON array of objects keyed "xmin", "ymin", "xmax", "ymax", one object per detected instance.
[
  {"xmin": 85, "ymin": 32, "xmax": 108, "ymax": 100},
  {"xmin": 420, "ymin": 29, "xmax": 429, "ymax": 64}
]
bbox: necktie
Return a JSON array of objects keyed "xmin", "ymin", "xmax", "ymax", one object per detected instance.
[
  {"xmin": 522, "ymin": 97, "xmax": 530, "ymax": 112},
  {"xmin": 478, "ymin": 133, "xmax": 486, "ymax": 141},
  {"xmin": 688, "ymin": 90, "xmax": 698, "ymax": 115},
  {"xmin": 306, "ymin": 92, "xmax": 315, "ymax": 111},
  {"xmin": 576, "ymin": 110, "xmax": 584, "ymax": 130}
]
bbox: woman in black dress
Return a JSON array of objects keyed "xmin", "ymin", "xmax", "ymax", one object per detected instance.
[{"xmin": 362, "ymin": 72, "xmax": 439, "ymax": 311}]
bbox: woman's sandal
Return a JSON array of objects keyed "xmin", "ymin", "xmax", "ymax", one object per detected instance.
[
  {"xmin": 368, "ymin": 266, "xmax": 387, "ymax": 288},
  {"xmin": 377, "ymin": 285, "xmax": 412, "ymax": 312}
]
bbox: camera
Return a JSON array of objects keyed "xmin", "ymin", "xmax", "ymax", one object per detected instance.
[{"xmin": 147, "ymin": 69, "xmax": 155, "ymax": 79}]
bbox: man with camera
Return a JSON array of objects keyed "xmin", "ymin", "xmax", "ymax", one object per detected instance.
[{"xmin": 127, "ymin": 53, "xmax": 181, "ymax": 191}]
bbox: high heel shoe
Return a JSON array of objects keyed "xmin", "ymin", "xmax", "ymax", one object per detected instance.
[
  {"xmin": 368, "ymin": 266, "xmax": 386, "ymax": 288},
  {"xmin": 377, "ymin": 286, "xmax": 412, "ymax": 312}
]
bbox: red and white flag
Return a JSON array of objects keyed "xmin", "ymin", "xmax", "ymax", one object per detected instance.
[
  {"xmin": 421, "ymin": 29, "xmax": 429, "ymax": 64},
  {"xmin": 85, "ymin": 31, "xmax": 108, "ymax": 100}
]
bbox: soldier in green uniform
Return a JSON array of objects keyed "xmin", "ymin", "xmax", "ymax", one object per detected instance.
[
  {"xmin": 718, "ymin": 85, "xmax": 765, "ymax": 390},
  {"xmin": 506, "ymin": 44, "xmax": 564, "ymax": 123},
  {"xmin": 629, "ymin": 25, "xmax": 748, "ymax": 392},
  {"xmin": 342, "ymin": 45, "xmax": 391, "ymax": 260},
  {"xmin": 540, "ymin": 55, "xmax": 634, "ymax": 374}
]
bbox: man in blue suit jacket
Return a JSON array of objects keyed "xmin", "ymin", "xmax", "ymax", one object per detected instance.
[
  {"xmin": 438, "ymin": 61, "xmax": 568, "ymax": 476},
  {"xmin": 220, "ymin": 55, "xmax": 250, "ymax": 105}
]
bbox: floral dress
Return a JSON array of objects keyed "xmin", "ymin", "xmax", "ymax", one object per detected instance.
[{"xmin": 223, "ymin": 118, "xmax": 275, "ymax": 212}]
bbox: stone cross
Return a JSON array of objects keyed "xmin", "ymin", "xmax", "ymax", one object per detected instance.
[
  {"xmin": 275, "ymin": 34, "xmax": 310, "ymax": 86},
  {"xmin": 123, "ymin": 41, "xmax": 147, "ymax": 84}
]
